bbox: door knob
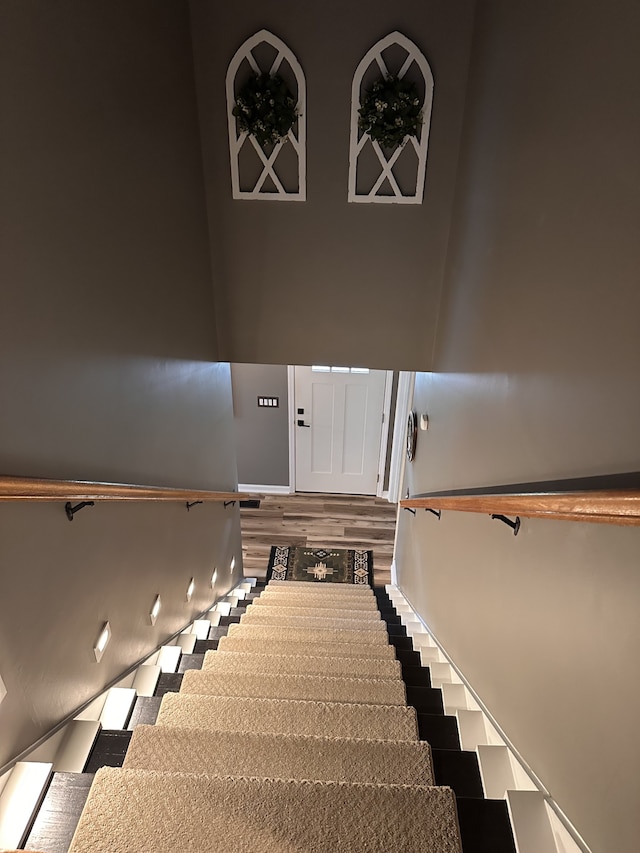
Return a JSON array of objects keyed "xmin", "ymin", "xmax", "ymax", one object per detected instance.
[{"xmin": 297, "ymin": 419, "xmax": 311, "ymax": 428}]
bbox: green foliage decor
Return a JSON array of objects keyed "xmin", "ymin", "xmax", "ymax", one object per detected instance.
[
  {"xmin": 233, "ymin": 73, "xmax": 298, "ymax": 147},
  {"xmin": 358, "ymin": 76, "xmax": 422, "ymax": 149}
]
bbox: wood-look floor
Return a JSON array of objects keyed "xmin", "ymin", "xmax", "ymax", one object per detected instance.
[{"xmin": 240, "ymin": 493, "xmax": 397, "ymax": 587}]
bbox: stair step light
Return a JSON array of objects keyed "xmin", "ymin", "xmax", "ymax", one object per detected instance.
[
  {"xmin": 149, "ymin": 595, "xmax": 161, "ymax": 626},
  {"xmin": 99, "ymin": 688, "xmax": 136, "ymax": 729},
  {"xmin": 93, "ymin": 622, "xmax": 111, "ymax": 662},
  {"xmin": 0, "ymin": 761, "xmax": 53, "ymax": 849}
]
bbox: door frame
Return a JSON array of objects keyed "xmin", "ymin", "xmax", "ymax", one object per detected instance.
[{"xmin": 287, "ymin": 365, "xmax": 394, "ymax": 497}]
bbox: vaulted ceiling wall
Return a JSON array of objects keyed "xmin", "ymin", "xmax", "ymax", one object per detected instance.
[{"xmin": 189, "ymin": 0, "xmax": 476, "ymax": 370}]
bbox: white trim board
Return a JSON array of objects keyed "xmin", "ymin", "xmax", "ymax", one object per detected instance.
[
  {"xmin": 238, "ymin": 484, "xmax": 293, "ymax": 495},
  {"xmin": 388, "ymin": 584, "xmax": 593, "ymax": 853},
  {"xmin": 287, "ymin": 364, "xmax": 296, "ymax": 493}
]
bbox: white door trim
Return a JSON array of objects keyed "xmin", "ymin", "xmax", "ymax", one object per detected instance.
[
  {"xmin": 387, "ymin": 371, "xmax": 415, "ymax": 504},
  {"xmin": 287, "ymin": 365, "xmax": 296, "ymax": 494},
  {"xmin": 375, "ymin": 370, "xmax": 395, "ymax": 497}
]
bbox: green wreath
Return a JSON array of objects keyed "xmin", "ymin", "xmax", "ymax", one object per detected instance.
[
  {"xmin": 233, "ymin": 73, "xmax": 298, "ymax": 147},
  {"xmin": 358, "ymin": 76, "xmax": 422, "ymax": 149}
]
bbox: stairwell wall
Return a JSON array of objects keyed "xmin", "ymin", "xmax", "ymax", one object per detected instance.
[
  {"xmin": 0, "ymin": 0, "xmax": 242, "ymax": 769},
  {"xmin": 395, "ymin": 3, "xmax": 640, "ymax": 852}
]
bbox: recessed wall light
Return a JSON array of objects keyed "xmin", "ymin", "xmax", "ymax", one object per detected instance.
[
  {"xmin": 94, "ymin": 622, "xmax": 111, "ymax": 662},
  {"xmin": 0, "ymin": 672, "xmax": 6, "ymax": 705},
  {"xmin": 186, "ymin": 578, "xmax": 195, "ymax": 602},
  {"xmin": 149, "ymin": 595, "xmax": 161, "ymax": 626},
  {"xmin": 211, "ymin": 569, "xmax": 218, "ymax": 588},
  {"xmin": 230, "ymin": 557, "xmax": 235, "ymax": 572}
]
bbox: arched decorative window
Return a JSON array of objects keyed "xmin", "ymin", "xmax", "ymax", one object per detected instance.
[
  {"xmin": 226, "ymin": 30, "xmax": 306, "ymax": 201},
  {"xmin": 348, "ymin": 32, "xmax": 433, "ymax": 204}
]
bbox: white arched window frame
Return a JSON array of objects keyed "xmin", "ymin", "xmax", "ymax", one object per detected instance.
[
  {"xmin": 348, "ymin": 32, "xmax": 433, "ymax": 204},
  {"xmin": 226, "ymin": 30, "xmax": 306, "ymax": 201}
]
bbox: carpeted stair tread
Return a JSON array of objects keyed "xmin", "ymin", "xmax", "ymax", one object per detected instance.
[
  {"xmin": 156, "ymin": 693, "xmax": 420, "ymax": 741},
  {"xmin": 203, "ymin": 650, "xmax": 403, "ymax": 680},
  {"xmin": 267, "ymin": 580, "xmax": 374, "ymax": 594},
  {"xmin": 260, "ymin": 589, "xmax": 378, "ymax": 610},
  {"xmin": 68, "ymin": 769, "xmax": 462, "ymax": 853},
  {"xmin": 239, "ymin": 611, "xmax": 387, "ymax": 631},
  {"xmin": 244, "ymin": 603, "xmax": 382, "ymax": 620},
  {"xmin": 227, "ymin": 623, "xmax": 390, "ymax": 646},
  {"xmin": 179, "ymin": 669, "xmax": 406, "ymax": 705},
  {"xmin": 218, "ymin": 635, "xmax": 397, "ymax": 659},
  {"xmin": 253, "ymin": 594, "xmax": 379, "ymax": 611},
  {"xmin": 258, "ymin": 594, "xmax": 376, "ymax": 608},
  {"xmin": 124, "ymin": 725, "xmax": 435, "ymax": 785}
]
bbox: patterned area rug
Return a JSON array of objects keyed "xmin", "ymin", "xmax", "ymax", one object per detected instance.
[{"xmin": 267, "ymin": 546, "xmax": 373, "ymax": 586}]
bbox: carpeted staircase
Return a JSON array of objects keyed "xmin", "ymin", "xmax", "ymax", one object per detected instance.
[{"xmin": 22, "ymin": 579, "xmax": 518, "ymax": 852}]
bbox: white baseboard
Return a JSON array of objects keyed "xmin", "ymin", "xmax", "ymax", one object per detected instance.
[{"xmin": 239, "ymin": 484, "xmax": 293, "ymax": 495}]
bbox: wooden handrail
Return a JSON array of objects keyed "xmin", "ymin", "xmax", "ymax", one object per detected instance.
[
  {"xmin": 400, "ymin": 488, "xmax": 640, "ymax": 526},
  {"xmin": 0, "ymin": 475, "xmax": 249, "ymax": 503}
]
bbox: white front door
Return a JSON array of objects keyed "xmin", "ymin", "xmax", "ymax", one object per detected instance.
[{"xmin": 294, "ymin": 365, "xmax": 387, "ymax": 494}]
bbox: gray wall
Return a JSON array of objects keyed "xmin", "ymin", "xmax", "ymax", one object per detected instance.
[
  {"xmin": 231, "ymin": 363, "xmax": 290, "ymax": 486},
  {"xmin": 397, "ymin": 2, "xmax": 640, "ymax": 852},
  {"xmin": 0, "ymin": 1, "xmax": 242, "ymax": 768},
  {"xmin": 189, "ymin": 0, "xmax": 476, "ymax": 370}
]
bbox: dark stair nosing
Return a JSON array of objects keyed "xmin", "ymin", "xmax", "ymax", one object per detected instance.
[
  {"xmin": 23, "ymin": 772, "xmax": 94, "ymax": 853},
  {"xmin": 208, "ymin": 626, "xmax": 231, "ymax": 640},
  {"xmin": 405, "ymin": 685, "xmax": 444, "ymax": 715},
  {"xmin": 456, "ymin": 797, "xmax": 517, "ymax": 853},
  {"xmin": 154, "ymin": 672, "xmax": 184, "ymax": 697},
  {"xmin": 417, "ymin": 712, "xmax": 461, "ymax": 750},
  {"xmin": 401, "ymin": 664, "xmax": 432, "ymax": 687},
  {"xmin": 390, "ymin": 636, "xmax": 414, "ymax": 652},
  {"xmin": 127, "ymin": 695, "xmax": 162, "ymax": 729},
  {"xmin": 177, "ymin": 653, "xmax": 205, "ymax": 673},
  {"xmin": 194, "ymin": 638, "xmax": 221, "ymax": 653},
  {"xmin": 394, "ymin": 649, "xmax": 422, "ymax": 667},
  {"xmin": 217, "ymin": 615, "xmax": 242, "ymax": 628},
  {"xmin": 83, "ymin": 730, "xmax": 133, "ymax": 773},
  {"xmin": 386, "ymin": 624, "xmax": 408, "ymax": 637},
  {"xmin": 432, "ymin": 749, "xmax": 485, "ymax": 798}
]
